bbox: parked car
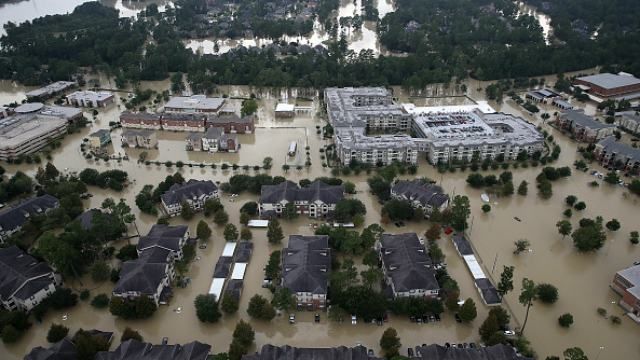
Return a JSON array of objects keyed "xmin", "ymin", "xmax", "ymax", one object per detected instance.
[
  {"xmin": 504, "ymin": 330, "xmax": 516, "ymax": 336},
  {"xmin": 289, "ymin": 314, "xmax": 296, "ymax": 324},
  {"xmin": 314, "ymin": 313, "xmax": 320, "ymax": 323},
  {"xmin": 407, "ymin": 348, "xmax": 414, "ymax": 357},
  {"xmin": 367, "ymin": 349, "xmax": 374, "ymax": 357},
  {"xmin": 351, "ymin": 315, "xmax": 357, "ymax": 325}
]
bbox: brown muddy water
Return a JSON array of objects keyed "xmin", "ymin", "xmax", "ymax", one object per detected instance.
[{"xmin": 0, "ymin": 72, "xmax": 639, "ymax": 359}]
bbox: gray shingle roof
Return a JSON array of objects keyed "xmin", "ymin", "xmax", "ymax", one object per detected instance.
[
  {"xmin": 260, "ymin": 180, "xmax": 343, "ymax": 205},
  {"xmin": 415, "ymin": 343, "xmax": 532, "ymax": 359},
  {"xmin": 577, "ymin": 73, "xmax": 640, "ymax": 90},
  {"xmin": 224, "ymin": 279, "xmax": 243, "ymax": 301},
  {"xmin": 597, "ymin": 136, "xmax": 640, "ymax": 160},
  {"xmin": 560, "ymin": 110, "xmax": 614, "ymax": 130},
  {"xmin": 207, "ymin": 114, "xmax": 255, "ymax": 125},
  {"xmin": 392, "ymin": 180, "xmax": 448, "ymax": 208},
  {"xmin": 113, "ymin": 248, "xmax": 171, "ymax": 295},
  {"xmin": 160, "ymin": 180, "xmax": 218, "ymax": 207},
  {"xmin": 234, "ymin": 241, "xmax": 254, "ymax": 263},
  {"xmin": 452, "ymin": 234, "xmax": 474, "ymax": 256},
  {"xmin": 0, "ymin": 246, "xmax": 54, "ymax": 301},
  {"xmin": 95, "ymin": 339, "xmax": 211, "ymax": 360},
  {"xmin": 282, "ymin": 235, "xmax": 331, "ymax": 294},
  {"xmin": 137, "ymin": 224, "xmax": 188, "ymax": 253},
  {"xmin": 0, "ymin": 195, "xmax": 59, "ymax": 233},
  {"xmin": 243, "ymin": 344, "xmax": 376, "ymax": 360},
  {"xmin": 213, "ymin": 257, "xmax": 233, "ymax": 278},
  {"xmin": 380, "ymin": 233, "xmax": 439, "ymax": 293},
  {"xmin": 24, "ymin": 338, "xmax": 77, "ymax": 360}
]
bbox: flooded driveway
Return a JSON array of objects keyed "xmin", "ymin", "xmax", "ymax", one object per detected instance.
[{"xmin": 0, "ymin": 75, "xmax": 639, "ymax": 359}]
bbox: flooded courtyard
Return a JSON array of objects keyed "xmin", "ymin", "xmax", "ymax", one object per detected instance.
[{"xmin": 0, "ymin": 70, "xmax": 639, "ymax": 359}]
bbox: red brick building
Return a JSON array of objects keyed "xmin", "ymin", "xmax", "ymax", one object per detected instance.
[
  {"xmin": 574, "ymin": 73, "xmax": 640, "ymax": 99},
  {"xmin": 161, "ymin": 113, "xmax": 206, "ymax": 132},
  {"xmin": 119, "ymin": 112, "xmax": 162, "ymax": 130},
  {"xmin": 206, "ymin": 114, "xmax": 255, "ymax": 134}
]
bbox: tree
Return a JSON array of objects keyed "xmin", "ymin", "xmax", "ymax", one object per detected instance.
[
  {"xmin": 466, "ymin": 173, "xmax": 485, "ymax": 188},
  {"xmin": 267, "ymin": 219, "xmax": 284, "ymax": 244},
  {"xmin": 563, "ymin": 209, "xmax": 573, "ymax": 218},
  {"xmin": 241, "ymin": 99, "xmax": 258, "ymax": 116},
  {"xmin": 247, "ymin": 295, "xmax": 276, "ymax": 320},
  {"xmin": 604, "ymin": 171, "xmax": 620, "ymax": 185},
  {"xmin": 379, "ymin": 327, "xmax": 401, "ymax": 358},
  {"xmin": 424, "ymin": 224, "xmax": 441, "ymax": 242},
  {"xmin": 213, "ymin": 209, "xmax": 229, "ymax": 226},
  {"xmin": 194, "ymin": 294, "xmax": 222, "ymax": 323},
  {"xmin": 517, "ymin": 180, "xmax": 528, "ymax": 195},
  {"xmin": 1, "ymin": 325, "xmax": 21, "ymax": 344},
  {"xmin": 240, "ymin": 228, "xmax": 252, "ymax": 241},
  {"xmin": 481, "ymin": 204, "xmax": 491, "ymax": 213},
  {"xmin": 479, "ymin": 313, "xmax": 504, "ymax": 345},
  {"xmin": 90, "ymin": 294, "xmax": 110, "ymax": 309},
  {"xmin": 334, "ymin": 199, "xmax": 367, "ymax": 222},
  {"xmin": 271, "ymin": 287, "xmax": 295, "ymax": 310},
  {"xmin": 630, "ymin": 231, "xmax": 639, "ymax": 245},
  {"xmin": 558, "ymin": 313, "xmax": 574, "ymax": 328},
  {"xmin": 204, "ymin": 198, "xmax": 224, "ymax": 216},
  {"xmin": 120, "ymin": 327, "xmax": 143, "ymax": 342},
  {"xmin": 116, "ymin": 245, "xmax": 138, "ymax": 261},
  {"xmin": 73, "ymin": 329, "xmax": 110, "ymax": 360},
  {"xmin": 221, "ymin": 293, "xmax": 239, "ymax": 314},
  {"xmin": 606, "ymin": 219, "xmax": 620, "ymax": 231},
  {"xmin": 224, "ymin": 224, "xmax": 239, "ymax": 242},
  {"xmin": 450, "ymin": 195, "xmax": 471, "ymax": 231},
  {"xmin": 572, "ymin": 220, "xmax": 606, "ymax": 251},
  {"xmin": 197, "ymin": 220, "xmax": 212, "ymax": 242},
  {"xmin": 180, "ymin": 202, "xmax": 195, "ymax": 220},
  {"xmin": 556, "ymin": 220, "xmax": 572, "ymax": 239},
  {"xmin": 381, "ymin": 199, "xmax": 414, "ymax": 221},
  {"xmin": 458, "ymin": 298, "xmax": 477, "ymax": 322},
  {"xmin": 47, "ymin": 323, "xmax": 69, "ymax": 343},
  {"xmin": 536, "ymin": 283, "xmax": 559, "ymax": 304},
  {"xmin": 537, "ymin": 178, "xmax": 553, "ymax": 199},
  {"xmin": 282, "ymin": 202, "xmax": 299, "ymax": 219},
  {"xmin": 514, "ymin": 239, "xmax": 530, "ymax": 254},
  {"xmin": 240, "ymin": 201, "xmax": 259, "ymax": 216},
  {"xmin": 565, "ymin": 195, "xmax": 578, "ymax": 206},
  {"xmin": 229, "ymin": 320, "xmax": 254, "ymax": 360},
  {"xmin": 563, "ymin": 347, "xmax": 588, "ymax": 360},
  {"xmin": 518, "ymin": 278, "xmax": 537, "ymax": 335},
  {"xmin": 90, "ymin": 261, "xmax": 111, "ymax": 282},
  {"xmin": 265, "ymin": 251, "xmax": 281, "ymax": 280},
  {"xmin": 239, "ymin": 212, "xmax": 250, "ymax": 225},
  {"xmin": 497, "ymin": 266, "xmax": 514, "ymax": 297},
  {"xmin": 343, "ymin": 181, "xmax": 356, "ymax": 194},
  {"xmin": 573, "ymin": 201, "xmax": 586, "ymax": 211}
]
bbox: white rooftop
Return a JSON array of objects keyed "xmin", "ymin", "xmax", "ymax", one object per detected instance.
[
  {"xmin": 577, "ymin": 72, "xmax": 640, "ymax": 90},
  {"xmin": 67, "ymin": 90, "xmax": 114, "ymax": 101},
  {"xmin": 222, "ymin": 242, "xmax": 237, "ymax": 257},
  {"xmin": 247, "ymin": 220, "xmax": 269, "ymax": 228},
  {"xmin": 463, "ymin": 254, "xmax": 486, "ymax": 280},
  {"xmin": 164, "ymin": 95, "xmax": 225, "ymax": 112},
  {"xmin": 231, "ymin": 263, "xmax": 247, "ymax": 280},
  {"xmin": 275, "ymin": 103, "xmax": 295, "ymax": 112},
  {"xmin": 208, "ymin": 278, "xmax": 226, "ymax": 300},
  {"xmin": 402, "ymin": 101, "xmax": 495, "ymax": 115}
]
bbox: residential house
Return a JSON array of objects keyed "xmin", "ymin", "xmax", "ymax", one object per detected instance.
[
  {"xmin": 414, "ymin": 344, "xmax": 533, "ymax": 359},
  {"xmin": 594, "ymin": 136, "xmax": 640, "ymax": 175},
  {"xmin": 0, "ymin": 195, "xmax": 59, "ymax": 242},
  {"xmin": 88, "ymin": 129, "xmax": 112, "ymax": 149},
  {"xmin": 185, "ymin": 132, "xmax": 203, "ymax": 151},
  {"xmin": 24, "ymin": 339, "xmax": 77, "ymax": 360},
  {"xmin": 259, "ymin": 180, "xmax": 344, "ymax": 218},
  {"xmin": 136, "ymin": 224, "xmax": 190, "ymax": 260},
  {"xmin": 121, "ymin": 129, "xmax": 158, "ymax": 149},
  {"xmin": 112, "ymin": 247, "xmax": 174, "ymax": 305},
  {"xmin": 390, "ymin": 180, "xmax": 449, "ymax": 216},
  {"xmin": 377, "ymin": 233, "xmax": 439, "ymax": 298},
  {"xmin": 119, "ymin": 112, "xmax": 162, "ymax": 130},
  {"xmin": 161, "ymin": 179, "xmax": 219, "ymax": 217},
  {"xmin": 161, "ymin": 113, "xmax": 206, "ymax": 132},
  {"xmin": 218, "ymin": 132, "xmax": 239, "ymax": 152},
  {"xmin": 556, "ymin": 110, "xmax": 615, "ymax": 142},
  {"xmin": 202, "ymin": 127, "xmax": 226, "ymax": 152},
  {"xmin": 0, "ymin": 246, "xmax": 60, "ymax": 311},
  {"xmin": 281, "ymin": 235, "xmax": 331, "ymax": 310},
  {"xmin": 611, "ymin": 264, "xmax": 640, "ymax": 322},
  {"xmin": 164, "ymin": 95, "xmax": 225, "ymax": 114},
  {"xmin": 96, "ymin": 339, "xmax": 211, "ymax": 360},
  {"xmin": 207, "ymin": 113, "xmax": 255, "ymax": 134},
  {"xmin": 615, "ymin": 111, "xmax": 640, "ymax": 134},
  {"xmin": 66, "ymin": 91, "xmax": 114, "ymax": 107},
  {"xmin": 243, "ymin": 344, "xmax": 375, "ymax": 360}
]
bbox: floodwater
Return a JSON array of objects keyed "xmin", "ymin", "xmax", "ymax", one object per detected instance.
[
  {"xmin": 1, "ymin": 69, "xmax": 639, "ymax": 358},
  {"xmin": 516, "ymin": 1, "xmax": 553, "ymax": 45},
  {"xmin": 0, "ymin": 0, "xmax": 173, "ymax": 35},
  {"xmin": 186, "ymin": 0, "xmax": 391, "ymax": 56}
]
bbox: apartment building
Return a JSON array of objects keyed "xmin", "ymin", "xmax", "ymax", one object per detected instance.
[
  {"xmin": 281, "ymin": 235, "xmax": 331, "ymax": 310},
  {"xmin": 259, "ymin": 180, "xmax": 344, "ymax": 218},
  {"xmin": 161, "ymin": 179, "xmax": 219, "ymax": 217},
  {"xmin": 556, "ymin": 110, "xmax": 615, "ymax": 142}
]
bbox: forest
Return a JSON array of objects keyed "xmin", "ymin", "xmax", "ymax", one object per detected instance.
[{"xmin": 0, "ymin": 0, "xmax": 639, "ymax": 90}]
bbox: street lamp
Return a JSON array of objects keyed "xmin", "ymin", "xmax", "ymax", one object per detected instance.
[{"xmin": 594, "ymin": 346, "xmax": 605, "ymax": 360}]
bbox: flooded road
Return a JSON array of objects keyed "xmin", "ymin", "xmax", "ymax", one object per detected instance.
[{"xmin": 1, "ymin": 72, "xmax": 639, "ymax": 360}]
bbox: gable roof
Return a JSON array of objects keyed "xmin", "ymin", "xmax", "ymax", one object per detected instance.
[
  {"xmin": 560, "ymin": 110, "xmax": 613, "ymax": 130},
  {"xmin": 213, "ymin": 256, "xmax": 233, "ymax": 278},
  {"xmin": 160, "ymin": 180, "xmax": 218, "ymax": 207},
  {"xmin": 25, "ymin": 338, "xmax": 77, "ymax": 360},
  {"xmin": 113, "ymin": 248, "xmax": 171, "ymax": 295},
  {"xmin": 137, "ymin": 224, "xmax": 188, "ymax": 253},
  {"xmin": 415, "ymin": 343, "xmax": 532, "ymax": 360},
  {"xmin": 597, "ymin": 136, "xmax": 640, "ymax": 160},
  {"xmin": 0, "ymin": 195, "xmax": 59, "ymax": 233},
  {"xmin": 243, "ymin": 344, "xmax": 376, "ymax": 360},
  {"xmin": 282, "ymin": 235, "xmax": 331, "ymax": 294},
  {"xmin": 260, "ymin": 180, "xmax": 343, "ymax": 205},
  {"xmin": 380, "ymin": 233, "xmax": 439, "ymax": 293},
  {"xmin": 96, "ymin": 339, "xmax": 211, "ymax": 360},
  {"xmin": 392, "ymin": 180, "xmax": 448, "ymax": 208},
  {"xmin": 0, "ymin": 246, "xmax": 54, "ymax": 301},
  {"xmin": 234, "ymin": 242, "xmax": 254, "ymax": 263}
]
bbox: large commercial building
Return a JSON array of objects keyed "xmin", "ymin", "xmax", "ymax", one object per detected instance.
[
  {"xmin": 25, "ymin": 81, "xmax": 75, "ymax": 100},
  {"xmin": 0, "ymin": 246, "xmax": 60, "ymax": 311},
  {"xmin": 164, "ymin": 95, "xmax": 225, "ymax": 114},
  {"xmin": 574, "ymin": 72, "xmax": 640, "ymax": 100},
  {"xmin": 281, "ymin": 235, "xmax": 331, "ymax": 310},
  {"xmin": 66, "ymin": 90, "xmax": 114, "ymax": 107},
  {"xmin": 0, "ymin": 103, "xmax": 82, "ymax": 160},
  {"xmin": 611, "ymin": 264, "xmax": 640, "ymax": 323},
  {"xmin": 324, "ymin": 87, "xmax": 543, "ymax": 166}
]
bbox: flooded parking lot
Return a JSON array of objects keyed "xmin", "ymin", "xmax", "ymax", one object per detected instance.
[{"xmin": 0, "ymin": 74, "xmax": 639, "ymax": 359}]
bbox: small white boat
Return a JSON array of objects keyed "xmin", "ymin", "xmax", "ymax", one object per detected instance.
[{"xmin": 481, "ymin": 193, "xmax": 490, "ymax": 203}]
